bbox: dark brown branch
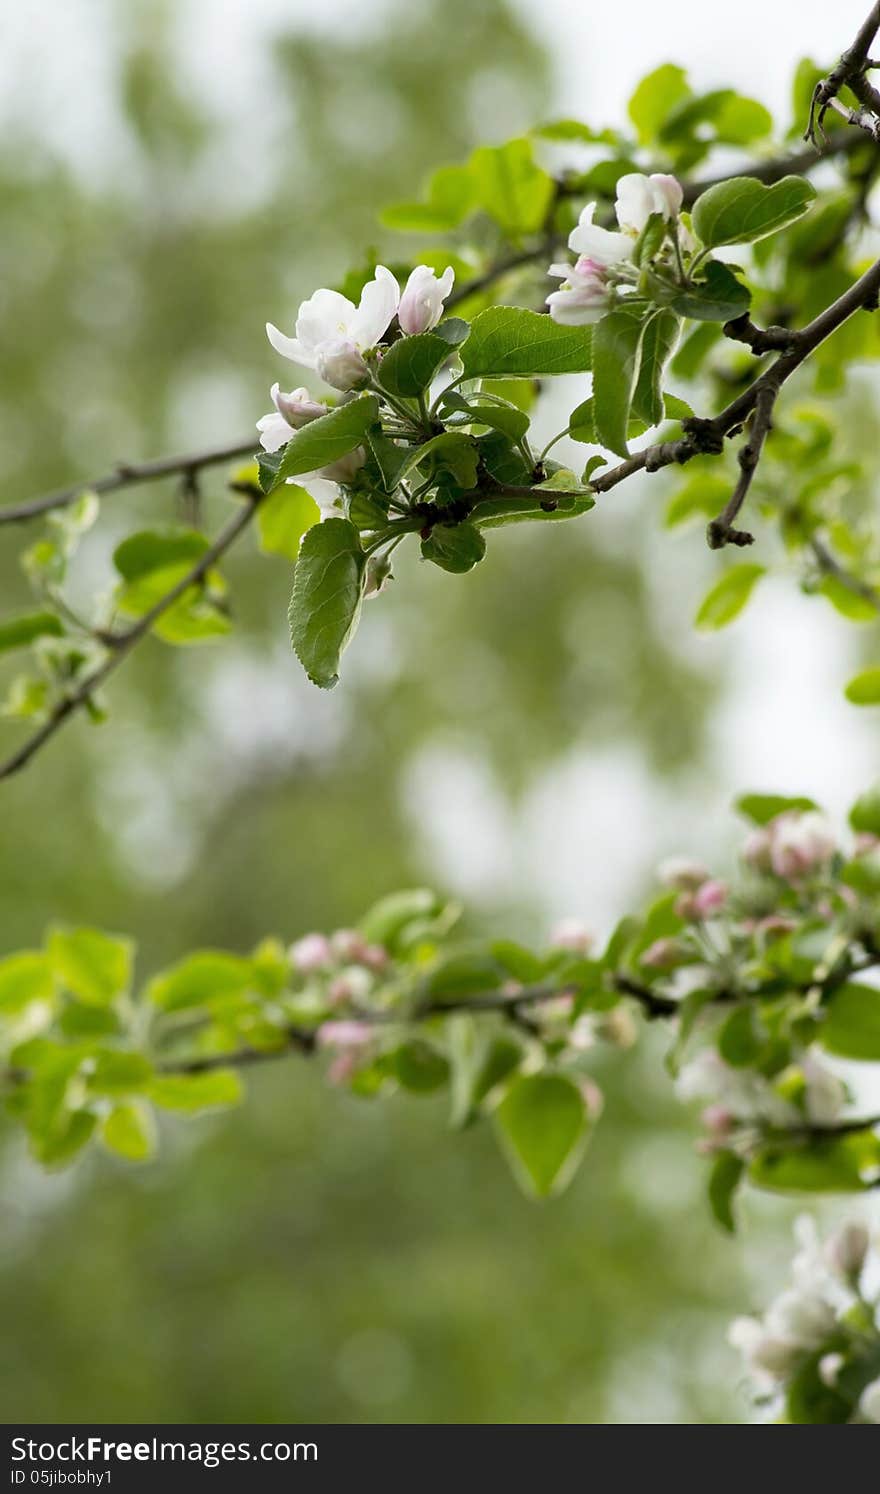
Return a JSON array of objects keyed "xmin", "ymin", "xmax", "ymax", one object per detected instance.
[
  {"xmin": 706, "ymin": 386, "xmax": 776, "ymax": 549},
  {"xmin": 0, "ymin": 440, "xmax": 256, "ymax": 527},
  {"xmin": 806, "ymin": 3, "xmax": 880, "ymax": 143},
  {"xmin": 0, "ymin": 492, "xmax": 262, "ymax": 782}
]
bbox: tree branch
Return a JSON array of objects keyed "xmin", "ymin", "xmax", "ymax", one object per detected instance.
[
  {"xmin": 806, "ymin": 2, "xmax": 880, "ymax": 143},
  {"xmin": 0, "ymin": 491, "xmax": 262, "ymax": 783}
]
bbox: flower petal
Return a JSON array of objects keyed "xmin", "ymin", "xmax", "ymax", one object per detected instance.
[
  {"xmin": 266, "ymin": 322, "xmax": 312, "ymax": 365},
  {"xmin": 568, "ymin": 203, "xmax": 633, "ymax": 265},
  {"xmin": 350, "ymin": 265, "xmax": 400, "ymax": 349}
]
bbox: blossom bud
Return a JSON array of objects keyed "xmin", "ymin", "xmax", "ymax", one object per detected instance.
[
  {"xmin": 596, "ymin": 1007, "xmax": 638, "ymax": 1048},
  {"xmin": 397, "ymin": 264, "xmax": 455, "ymax": 335},
  {"xmin": 641, "ymin": 937, "xmax": 683, "ymax": 970},
  {"xmin": 331, "ymin": 929, "xmax": 369, "ymax": 962},
  {"xmin": 328, "ymin": 968, "xmax": 372, "ymax": 1007},
  {"xmin": 319, "ymin": 446, "xmax": 366, "ymax": 485},
  {"xmin": 549, "ymin": 919, "xmax": 594, "ymax": 954},
  {"xmin": 615, "ymin": 172, "xmax": 683, "ymax": 234},
  {"xmin": 766, "ymin": 1288, "xmax": 837, "ymax": 1349},
  {"xmin": 316, "ymin": 1020, "xmax": 373, "ymax": 1050},
  {"xmin": 819, "ymin": 1352, "xmax": 844, "ymax": 1388},
  {"xmin": 290, "ymin": 933, "xmax": 333, "ymax": 973},
  {"xmin": 701, "ymin": 1104, "xmax": 734, "ymax": 1140},
  {"xmin": 315, "ymin": 336, "xmax": 370, "ymax": 391},
  {"xmin": 658, "ymin": 857, "xmax": 709, "ymax": 891},
  {"xmin": 742, "ymin": 827, "xmax": 773, "ymax": 872},
  {"xmin": 824, "ymin": 1220, "xmax": 870, "ymax": 1282},
  {"xmin": 578, "ymin": 1077, "xmax": 605, "ymax": 1121},
  {"xmin": 676, "ymin": 879, "xmax": 727, "ymax": 921},
  {"xmin": 769, "ymin": 812, "xmax": 835, "ymax": 881},
  {"xmin": 274, "ymin": 386, "xmax": 328, "ymax": 427},
  {"xmin": 359, "ymin": 943, "xmax": 390, "ymax": 972}
]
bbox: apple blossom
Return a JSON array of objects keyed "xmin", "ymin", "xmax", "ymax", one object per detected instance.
[
  {"xmin": 546, "ymin": 203, "xmax": 634, "ymax": 326},
  {"xmin": 766, "ymin": 1287, "xmax": 837, "ymax": 1348},
  {"xmin": 316, "ymin": 1020, "xmax": 374, "ymax": 1049},
  {"xmin": 676, "ymin": 878, "xmax": 727, "ymax": 921},
  {"xmin": 397, "ymin": 264, "xmax": 455, "ymax": 335},
  {"xmin": 768, "ymin": 811, "xmax": 836, "ymax": 880},
  {"xmin": 800, "ymin": 1054, "xmax": 847, "ymax": 1127},
  {"xmin": 256, "ymin": 382, "xmax": 366, "ymax": 504},
  {"xmin": 825, "ymin": 1220, "xmax": 870, "ymax": 1281},
  {"xmin": 641, "ymin": 936, "xmax": 684, "ymax": 970},
  {"xmin": 658, "ymin": 856, "xmax": 709, "ymax": 890},
  {"xmin": 267, "ymin": 266, "xmax": 400, "ymax": 390},
  {"xmin": 818, "ymin": 1352, "xmax": 844, "ymax": 1387},
  {"xmin": 615, "ymin": 172, "xmax": 683, "ymax": 235},
  {"xmin": 549, "ymin": 918, "xmax": 594, "ymax": 954},
  {"xmin": 728, "ymin": 1317, "xmax": 803, "ymax": 1383},
  {"xmin": 290, "ymin": 932, "xmax": 333, "ymax": 973}
]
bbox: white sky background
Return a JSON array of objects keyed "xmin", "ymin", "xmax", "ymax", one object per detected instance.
[{"xmin": 1, "ymin": 0, "xmax": 878, "ymax": 931}]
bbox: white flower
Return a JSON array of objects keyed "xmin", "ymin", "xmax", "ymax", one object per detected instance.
[
  {"xmin": 615, "ymin": 172, "xmax": 683, "ymax": 235},
  {"xmin": 546, "ymin": 257, "xmax": 612, "ymax": 326},
  {"xmin": 568, "ymin": 202, "xmax": 634, "ymax": 266},
  {"xmin": 766, "ymin": 1288, "xmax": 837, "ymax": 1349},
  {"xmin": 728, "ymin": 1317, "xmax": 802, "ymax": 1383},
  {"xmin": 859, "ymin": 1376, "xmax": 880, "ymax": 1422},
  {"xmin": 397, "ymin": 264, "xmax": 455, "ymax": 335},
  {"xmin": 825, "ymin": 1220, "xmax": 871, "ymax": 1281},
  {"xmin": 769, "ymin": 812, "xmax": 836, "ymax": 881},
  {"xmin": 801, "ymin": 1054, "xmax": 847, "ymax": 1127},
  {"xmin": 819, "ymin": 1351, "xmax": 844, "ymax": 1387},
  {"xmin": 267, "ymin": 266, "xmax": 400, "ymax": 390}
]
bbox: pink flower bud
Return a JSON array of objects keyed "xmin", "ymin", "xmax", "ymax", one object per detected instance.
[
  {"xmin": 316, "ymin": 1020, "xmax": 373, "ymax": 1050},
  {"xmin": 742, "ymin": 827, "xmax": 773, "ymax": 872},
  {"xmin": 397, "ymin": 265, "xmax": 455, "ymax": 336},
  {"xmin": 641, "ymin": 937, "xmax": 683, "ymax": 970},
  {"xmin": 756, "ymin": 914, "xmax": 796, "ymax": 939},
  {"xmin": 701, "ymin": 1104, "xmax": 734, "ymax": 1139},
  {"xmin": 658, "ymin": 857, "xmax": 710, "ymax": 891},
  {"xmin": 290, "ymin": 933, "xmax": 333, "ymax": 972},
  {"xmin": 359, "ymin": 944, "xmax": 390, "ymax": 972},
  {"xmin": 331, "ymin": 929, "xmax": 368, "ymax": 962},
  {"xmin": 769, "ymin": 812, "xmax": 835, "ymax": 881},
  {"xmin": 578, "ymin": 1077, "xmax": 604, "ymax": 1121},
  {"xmin": 273, "ymin": 385, "xmax": 328, "ymax": 428},
  {"xmin": 676, "ymin": 880, "xmax": 727, "ymax": 921},
  {"xmin": 854, "ymin": 832, "xmax": 880, "ymax": 856},
  {"xmin": 315, "ymin": 336, "xmax": 369, "ymax": 391},
  {"xmin": 825, "ymin": 1220, "xmax": 870, "ymax": 1281},
  {"xmin": 549, "ymin": 919, "xmax": 594, "ymax": 954}
]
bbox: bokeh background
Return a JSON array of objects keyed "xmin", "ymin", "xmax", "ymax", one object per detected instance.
[{"xmin": 1, "ymin": 0, "xmax": 878, "ymax": 1425}]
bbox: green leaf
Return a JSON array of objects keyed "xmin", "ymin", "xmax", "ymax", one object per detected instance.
[
  {"xmin": 659, "ymin": 260, "xmax": 751, "ymax": 322},
  {"xmin": 591, "ymin": 310, "xmax": 645, "ymax": 457},
  {"xmin": 0, "ymin": 611, "xmax": 64, "ymax": 654},
  {"xmin": 380, "ymin": 164, "xmax": 475, "ymax": 233},
  {"xmin": 400, "ymin": 432, "xmax": 479, "ymax": 489},
  {"xmin": 47, "ymin": 927, "xmax": 133, "ymax": 1007},
  {"xmin": 707, "ymin": 1150, "xmax": 745, "ymax": 1233},
  {"xmin": 0, "ymin": 952, "xmax": 54, "ymax": 1013},
  {"xmin": 288, "ymin": 518, "xmax": 366, "ymax": 689},
  {"xmin": 387, "ymin": 1040, "xmax": 450, "ymax": 1094},
  {"xmin": 631, "ymin": 311, "xmax": 681, "ymax": 429},
  {"xmin": 378, "ymin": 332, "xmax": 458, "ymax": 397},
  {"xmin": 786, "ymin": 1350, "xmax": 852, "ymax": 1425},
  {"xmin": 821, "ymin": 983, "xmax": 880, "ymax": 1060},
  {"xmin": 532, "ymin": 119, "xmax": 618, "ymax": 145},
  {"xmin": 845, "ymin": 667, "xmax": 880, "ymax": 705},
  {"xmin": 819, "ymin": 575, "xmax": 878, "ymax": 623},
  {"xmin": 718, "ymin": 1005, "xmax": 764, "ymax": 1067},
  {"xmin": 749, "ymin": 1131, "xmax": 880, "ymax": 1193},
  {"xmin": 88, "ymin": 1050, "xmax": 152, "ymax": 1096},
  {"xmin": 113, "ymin": 528, "xmax": 208, "ymax": 580},
  {"xmin": 628, "ymin": 64, "xmax": 691, "ymax": 144},
  {"xmin": 423, "ymin": 950, "xmax": 507, "ymax": 1004},
  {"xmin": 358, "ymin": 888, "xmax": 451, "ymax": 952},
  {"xmin": 147, "ymin": 1069, "xmax": 243, "ymax": 1112},
  {"xmin": 273, "ymin": 395, "xmax": 379, "ymax": 488},
  {"xmin": 693, "ymin": 175, "xmax": 816, "ymax": 249},
  {"xmin": 469, "ymin": 138, "xmax": 554, "ymax": 235},
  {"xmin": 146, "ymin": 951, "xmax": 253, "ymax": 1012},
  {"xmin": 849, "ymin": 784, "xmax": 880, "ymax": 836},
  {"xmin": 32, "ymin": 1108, "xmax": 97, "ymax": 1168},
  {"xmin": 735, "ymin": 792, "xmax": 817, "ymax": 825},
  {"xmin": 695, "ymin": 564, "xmax": 766, "ymax": 630},
  {"xmin": 460, "ymin": 308, "xmax": 592, "ymax": 379},
  {"xmin": 421, "ymin": 522, "xmax": 486, "ymax": 574},
  {"xmin": 256, "ymin": 484, "xmax": 320, "ymax": 560},
  {"xmin": 494, "ymin": 1072, "xmax": 589, "ymax": 1199},
  {"xmin": 101, "ymin": 1100, "xmax": 157, "ymax": 1162}
]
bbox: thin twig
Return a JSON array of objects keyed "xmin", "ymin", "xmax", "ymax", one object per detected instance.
[
  {"xmin": 0, "ymin": 492, "xmax": 262, "ymax": 782},
  {"xmin": 806, "ymin": 2, "xmax": 880, "ymax": 143}
]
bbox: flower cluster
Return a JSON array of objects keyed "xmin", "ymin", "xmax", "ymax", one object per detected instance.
[
  {"xmin": 546, "ymin": 171, "xmax": 684, "ymax": 326},
  {"xmin": 257, "ymin": 263, "xmax": 455, "ymax": 512},
  {"xmin": 730, "ymin": 1217, "xmax": 880, "ymax": 1423}
]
